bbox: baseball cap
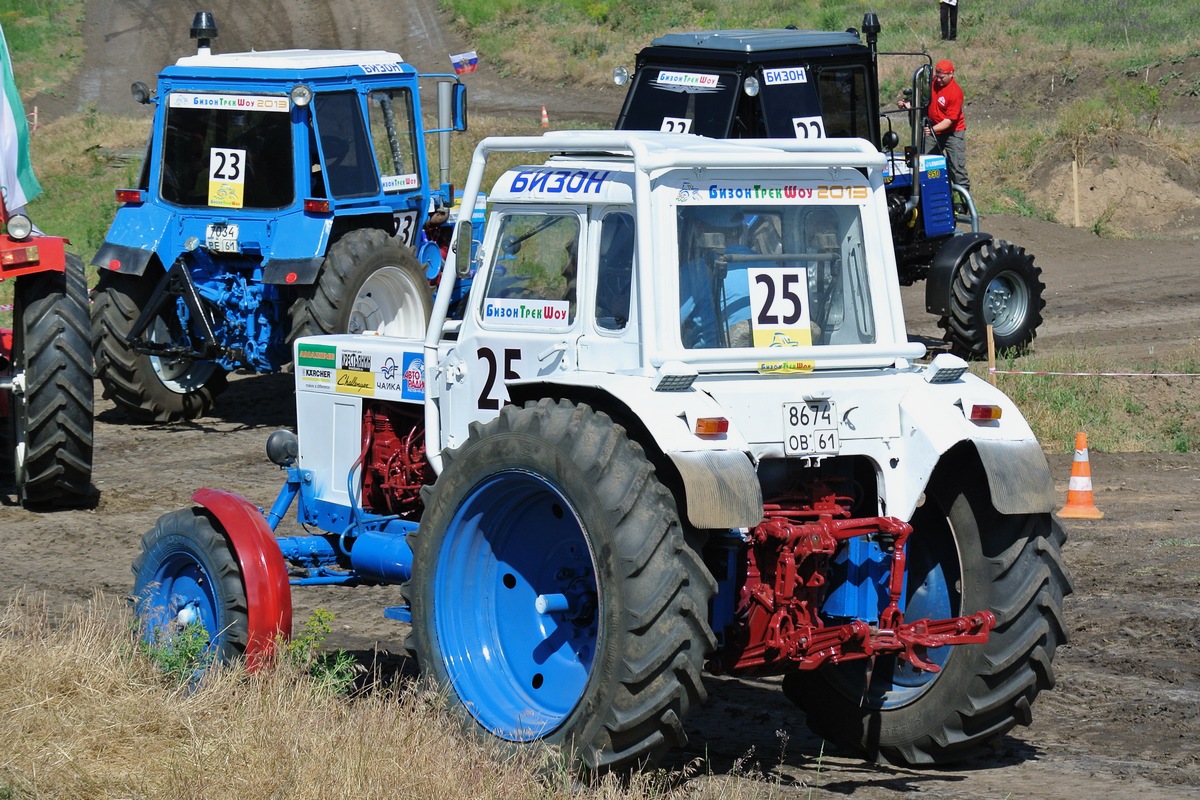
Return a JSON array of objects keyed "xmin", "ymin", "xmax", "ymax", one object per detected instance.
[{"xmin": 935, "ymin": 59, "xmax": 955, "ymax": 73}]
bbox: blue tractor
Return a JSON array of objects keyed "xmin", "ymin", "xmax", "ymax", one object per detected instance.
[
  {"xmin": 91, "ymin": 13, "xmax": 471, "ymax": 421},
  {"xmin": 613, "ymin": 12, "xmax": 1045, "ymax": 359}
]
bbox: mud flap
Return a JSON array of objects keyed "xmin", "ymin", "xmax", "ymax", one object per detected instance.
[
  {"xmin": 667, "ymin": 449, "xmax": 763, "ymax": 529},
  {"xmin": 974, "ymin": 439, "xmax": 1056, "ymax": 514}
]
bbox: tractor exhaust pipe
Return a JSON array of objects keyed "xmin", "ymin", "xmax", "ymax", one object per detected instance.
[{"xmin": 190, "ymin": 11, "xmax": 218, "ymax": 56}]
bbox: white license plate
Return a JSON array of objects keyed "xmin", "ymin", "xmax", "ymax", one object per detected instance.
[
  {"xmin": 205, "ymin": 223, "xmax": 239, "ymax": 253},
  {"xmin": 783, "ymin": 400, "xmax": 840, "ymax": 456}
]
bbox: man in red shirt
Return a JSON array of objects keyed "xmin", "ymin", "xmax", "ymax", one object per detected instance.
[{"xmin": 900, "ymin": 59, "xmax": 970, "ymax": 190}]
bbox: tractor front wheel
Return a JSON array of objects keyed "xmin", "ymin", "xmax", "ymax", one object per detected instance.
[
  {"xmin": 782, "ymin": 476, "xmax": 1071, "ymax": 766},
  {"xmin": 407, "ymin": 399, "xmax": 716, "ymax": 773},
  {"xmin": 91, "ymin": 270, "xmax": 227, "ymax": 422},
  {"xmin": 941, "ymin": 240, "xmax": 1044, "ymax": 358},
  {"xmin": 133, "ymin": 508, "xmax": 253, "ymax": 666},
  {"xmin": 4, "ymin": 254, "xmax": 94, "ymax": 508}
]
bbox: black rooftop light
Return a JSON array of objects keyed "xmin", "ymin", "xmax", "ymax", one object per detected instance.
[{"xmin": 190, "ymin": 11, "xmax": 218, "ymax": 52}]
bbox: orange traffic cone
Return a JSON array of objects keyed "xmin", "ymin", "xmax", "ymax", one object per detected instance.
[
  {"xmin": 1057, "ymin": 432, "xmax": 1104, "ymax": 519},
  {"xmin": 541, "ymin": 105, "xmax": 549, "ymax": 128}
]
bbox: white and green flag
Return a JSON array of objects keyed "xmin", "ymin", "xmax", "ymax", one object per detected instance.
[{"xmin": 0, "ymin": 21, "xmax": 42, "ymax": 214}]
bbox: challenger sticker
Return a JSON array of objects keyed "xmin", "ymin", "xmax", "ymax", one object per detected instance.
[{"xmin": 336, "ymin": 349, "xmax": 374, "ymax": 396}]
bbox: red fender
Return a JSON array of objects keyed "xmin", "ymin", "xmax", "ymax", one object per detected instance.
[{"xmin": 193, "ymin": 487, "xmax": 292, "ymax": 670}]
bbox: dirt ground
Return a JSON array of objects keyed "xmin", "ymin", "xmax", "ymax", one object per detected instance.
[{"xmin": 6, "ymin": 1, "xmax": 1200, "ymax": 797}]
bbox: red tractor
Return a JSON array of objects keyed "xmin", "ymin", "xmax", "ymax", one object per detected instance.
[{"xmin": 0, "ymin": 204, "xmax": 93, "ymax": 507}]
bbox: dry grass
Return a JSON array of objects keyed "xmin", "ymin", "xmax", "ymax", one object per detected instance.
[
  {"xmin": 975, "ymin": 343, "xmax": 1200, "ymax": 453},
  {"xmin": 0, "ymin": 593, "xmax": 792, "ymax": 800}
]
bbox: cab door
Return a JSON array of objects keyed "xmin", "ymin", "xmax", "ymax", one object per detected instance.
[{"xmin": 437, "ymin": 206, "xmax": 585, "ymax": 451}]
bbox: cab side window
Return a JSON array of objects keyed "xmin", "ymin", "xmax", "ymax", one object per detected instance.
[{"xmin": 595, "ymin": 212, "xmax": 635, "ymax": 331}]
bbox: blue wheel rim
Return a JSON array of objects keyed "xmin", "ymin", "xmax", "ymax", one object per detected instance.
[
  {"xmin": 435, "ymin": 471, "xmax": 599, "ymax": 741},
  {"xmin": 138, "ymin": 549, "xmax": 222, "ymax": 650},
  {"xmin": 823, "ymin": 531, "xmax": 960, "ymax": 708},
  {"xmin": 878, "ymin": 544, "xmax": 955, "ymax": 700}
]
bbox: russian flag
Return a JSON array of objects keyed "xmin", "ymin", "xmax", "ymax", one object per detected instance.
[
  {"xmin": 1, "ymin": 22, "xmax": 42, "ymax": 214},
  {"xmin": 450, "ymin": 50, "xmax": 479, "ymax": 75}
]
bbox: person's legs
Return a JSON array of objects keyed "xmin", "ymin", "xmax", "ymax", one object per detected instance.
[
  {"xmin": 948, "ymin": 4, "xmax": 958, "ymax": 40},
  {"xmin": 940, "ymin": 3, "xmax": 952, "ymax": 40},
  {"xmin": 943, "ymin": 130, "xmax": 970, "ymax": 189}
]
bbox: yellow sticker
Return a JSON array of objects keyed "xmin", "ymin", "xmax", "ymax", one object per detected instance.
[
  {"xmin": 758, "ymin": 360, "xmax": 816, "ymax": 374},
  {"xmin": 208, "ymin": 147, "xmax": 246, "ymax": 209},
  {"xmin": 335, "ymin": 370, "xmax": 376, "ymax": 396}
]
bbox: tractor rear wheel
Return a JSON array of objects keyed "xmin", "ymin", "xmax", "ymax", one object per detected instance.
[
  {"xmin": 782, "ymin": 476, "xmax": 1071, "ymax": 766},
  {"xmin": 5, "ymin": 254, "xmax": 94, "ymax": 508},
  {"xmin": 133, "ymin": 508, "xmax": 252, "ymax": 667},
  {"xmin": 92, "ymin": 270, "xmax": 227, "ymax": 422},
  {"xmin": 406, "ymin": 399, "xmax": 716, "ymax": 773},
  {"xmin": 288, "ymin": 228, "xmax": 432, "ymax": 340},
  {"xmin": 941, "ymin": 240, "xmax": 1044, "ymax": 359}
]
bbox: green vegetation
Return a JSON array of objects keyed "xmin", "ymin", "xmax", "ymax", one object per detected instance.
[
  {"xmin": 979, "ymin": 346, "xmax": 1200, "ymax": 453},
  {"xmin": 282, "ymin": 607, "xmax": 359, "ymax": 696},
  {"xmin": 0, "ymin": 0, "xmax": 83, "ymax": 96},
  {"xmin": 137, "ymin": 617, "xmax": 213, "ymax": 685}
]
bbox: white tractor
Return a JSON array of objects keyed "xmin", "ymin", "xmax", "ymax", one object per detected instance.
[{"xmin": 133, "ymin": 131, "xmax": 1071, "ymax": 772}]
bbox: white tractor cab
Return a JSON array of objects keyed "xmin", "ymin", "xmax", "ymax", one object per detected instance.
[{"xmin": 137, "ymin": 131, "xmax": 1069, "ymax": 773}]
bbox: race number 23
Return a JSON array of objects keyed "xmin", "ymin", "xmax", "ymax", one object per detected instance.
[{"xmin": 208, "ymin": 147, "xmax": 247, "ymax": 209}]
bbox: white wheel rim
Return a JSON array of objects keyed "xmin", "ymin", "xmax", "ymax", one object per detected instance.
[{"xmin": 349, "ymin": 265, "xmax": 426, "ymax": 336}]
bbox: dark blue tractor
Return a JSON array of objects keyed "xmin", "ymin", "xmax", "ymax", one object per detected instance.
[{"xmin": 613, "ymin": 12, "xmax": 1045, "ymax": 359}]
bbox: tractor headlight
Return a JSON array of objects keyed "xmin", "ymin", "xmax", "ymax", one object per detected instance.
[
  {"xmin": 612, "ymin": 66, "xmax": 630, "ymax": 86},
  {"xmin": 290, "ymin": 84, "xmax": 313, "ymax": 107},
  {"xmin": 743, "ymin": 76, "xmax": 760, "ymax": 97},
  {"xmin": 6, "ymin": 214, "xmax": 33, "ymax": 240}
]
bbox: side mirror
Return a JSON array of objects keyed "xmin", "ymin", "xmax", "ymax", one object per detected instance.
[
  {"xmin": 455, "ymin": 220, "xmax": 473, "ymax": 278},
  {"xmin": 453, "ymin": 83, "xmax": 468, "ymax": 132},
  {"xmin": 881, "ymin": 130, "xmax": 900, "ymax": 151}
]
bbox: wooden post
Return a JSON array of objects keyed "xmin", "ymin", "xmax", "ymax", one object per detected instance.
[
  {"xmin": 986, "ymin": 324, "xmax": 997, "ymax": 387},
  {"xmin": 1072, "ymin": 158, "xmax": 1081, "ymax": 228}
]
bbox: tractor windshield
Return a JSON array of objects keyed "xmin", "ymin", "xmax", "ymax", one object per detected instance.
[
  {"xmin": 618, "ymin": 65, "xmax": 740, "ymax": 137},
  {"xmin": 757, "ymin": 65, "xmax": 874, "ymax": 140},
  {"xmin": 161, "ymin": 92, "xmax": 294, "ymax": 209},
  {"xmin": 677, "ymin": 202, "xmax": 875, "ymax": 350}
]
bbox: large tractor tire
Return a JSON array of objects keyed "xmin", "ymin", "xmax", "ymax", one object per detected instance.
[
  {"xmin": 133, "ymin": 508, "xmax": 253, "ymax": 666},
  {"xmin": 91, "ymin": 270, "xmax": 227, "ymax": 422},
  {"xmin": 406, "ymin": 399, "xmax": 716, "ymax": 773},
  {"xmin": 288, "ymin": 228, "xmax": 432, "ymax": 340},
  {"xmin": 782, "ymin": 471, "xmax": 1072, "ymax": 766},
  {"xmin": 941, "ymin": 240, "xmax": 1044, "ymax": 359},
  {"xmin": 3, "ymin": 254, "xmax": 94, "ymax": 508}
]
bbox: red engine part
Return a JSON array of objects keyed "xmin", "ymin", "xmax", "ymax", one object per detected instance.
[
  {"xmin": 716, "ymin": 492, "xmax": 994, "ymax": 676},
  {"xmin": 359, "ymin": 402, "xmax": 435, "ymax": 520}
]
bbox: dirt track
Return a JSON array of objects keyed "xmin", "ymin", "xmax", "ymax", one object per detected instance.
[{"xmin": 7, "ymin": 1, "xmax": 1200, "ymax": 797}]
